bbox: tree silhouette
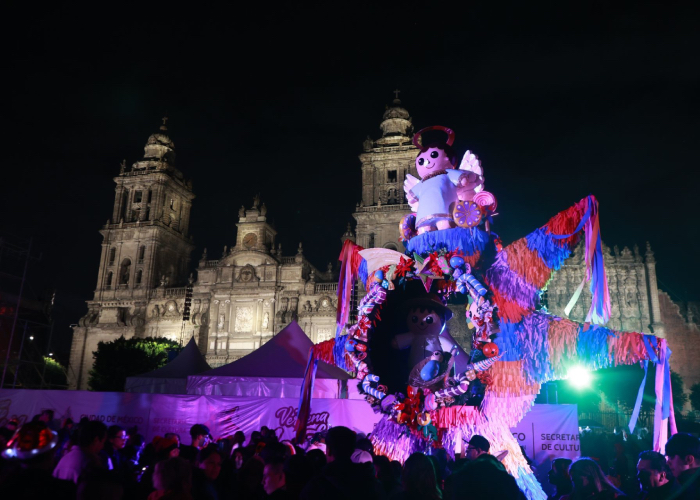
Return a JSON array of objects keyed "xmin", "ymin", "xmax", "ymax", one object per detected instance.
[{"xmin": 88, "ymin": 336, "xmax": 180, "ymax": 391}]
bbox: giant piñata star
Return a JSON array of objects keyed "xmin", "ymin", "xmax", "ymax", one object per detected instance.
[{"xmin": 296, "ymin": 129, "xmax": 676, "ymax": 500}]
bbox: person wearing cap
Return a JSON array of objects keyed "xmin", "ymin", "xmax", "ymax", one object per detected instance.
[
  {"xmin": 1, "ymin": 421, "xmax": 76, "ymax": 499},
  {"xmin": 664, "ymin": 433, "xmax": 700, "ymax": 500},
  {"xmin": 465, "ymin": 435, "xmax": 490, "ymax": 461},
  {"xmin": 179, "ymin": 423, "xmax": 211, "ymax": 463},
  {"xmin": 53, "ymin": 420, "xmax": 107, "ymax": 483}
]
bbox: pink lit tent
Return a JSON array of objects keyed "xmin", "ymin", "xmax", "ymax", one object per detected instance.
[
  {"xmin": 124, "ymin": 336, "xmax": 211, "ymax": 394},
  {"xmin": 186, "ymin": 321, "xmax": 356, "ymax": 398}
]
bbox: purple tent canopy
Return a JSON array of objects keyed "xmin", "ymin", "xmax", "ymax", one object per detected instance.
[{"xmin": 187, "ymin": 321, "xmax": 352, "ymax": 398}]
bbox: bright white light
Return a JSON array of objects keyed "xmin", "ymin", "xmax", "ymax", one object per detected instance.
[
  {"xmin": 29, "ymin": 336, "xmax": 34, "ymax": 340},
  {"xmin": 567, "ymin": 366, "xmax": 592, "ymax": 389},
  {"xmin": 48, "ymin": 353, "xmax": 53, "ymax": 357}
]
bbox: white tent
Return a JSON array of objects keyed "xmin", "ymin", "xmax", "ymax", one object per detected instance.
[
  {"xmin": 186, "ymin": 321, "xmax": 357, "ymax": 398},
  {"xmin": 125, "ymin": 337, "xmax": 211, "ymax": 394}
]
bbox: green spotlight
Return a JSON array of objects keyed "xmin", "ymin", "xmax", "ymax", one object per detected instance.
[{"xmin": 567, "ymin": 366, "xmax": 592, "ymax": 389}]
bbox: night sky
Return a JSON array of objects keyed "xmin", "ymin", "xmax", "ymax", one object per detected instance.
[{"xmin": 3, "ymin": 3, "xmax": 699, "ymax": 360}]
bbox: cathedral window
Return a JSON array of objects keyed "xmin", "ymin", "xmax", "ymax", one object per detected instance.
[
  {"xmin": 218, "ymin": 340, "xmax": 227, "ymax": 350},
  {"xmin": 105, "ymin": 272, "xmax": 113, "ymax": 289},
  {"xmin": 119, "ymin": 258, "xmax": 131, "ymax": 285},
  {"xmin": 135, "ymin": 269, "xmax": 142, "ymax": 285},
  {"xmin": 170, "ymin": 198, "xmax": 175, "ymax": 210},
  {"xmin": 138, "ymin": 246, "xmax": 146, "ymax": 263},
  {"xmin": 209, "ymin": 340, "xmax": 215, "ymax": 350},
  {"xmin": 109, "ymin": 247, "xmax": 116, "ymax": 265},
  {"xmin": 387, "ymin": 170, "xmax": 397, "ymax": 182},
  {"xmin": 134, "ymin": 191, "xmax": 143, "ymax": 203}
]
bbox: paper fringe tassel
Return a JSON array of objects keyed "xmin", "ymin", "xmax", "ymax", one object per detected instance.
[
  {"xmin": 547, "ymin": 318, "xmax": 579, "ymax": 379},
  {"xmin": 405, "ymin": 226, "xmax": 490, "ymax": 257},
  {"xmin": 516, "ymin": 312, "xmax": 554, "ymax": 385}
]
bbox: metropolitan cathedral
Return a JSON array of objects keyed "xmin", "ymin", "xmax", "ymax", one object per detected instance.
[{"xmin": 67, "ymin": 97, "xmax": 698, "ymax": 397}]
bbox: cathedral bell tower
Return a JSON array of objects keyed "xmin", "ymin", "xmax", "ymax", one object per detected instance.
[
  {"xmin": 98, "ymin": 118, "xmax": 195, "ymax": 298},
  {"xmin": 353, "ymin": 92, "xmax": 418, "ymax": 250},
  {"xmin": 68, "ymin": 119, "xmax": 195, "ymax": 389}
]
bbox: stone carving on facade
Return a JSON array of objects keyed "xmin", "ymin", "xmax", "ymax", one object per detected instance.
[
  {"xmin": 237, "ymin": 265, "xmax": 258, "ymax": 283},
  {"xmin": 218, "ymin": 313, "xmax": 225, "ymax": 330},
  {"xmin": 234, "ymin": 306, "xmax": 254, "ymax": 332},
  {"xmin": 164, "ymin": 301, "xmax": 179, "ymax": 316},
  {"xmin": 262, "ymin": 312, "xmax": 269, "ymax": 330}
]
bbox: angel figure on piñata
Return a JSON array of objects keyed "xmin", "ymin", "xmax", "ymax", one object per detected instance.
[{"xmin": 298, "ymin": 127, "xmax": 677, "ymax": 500}]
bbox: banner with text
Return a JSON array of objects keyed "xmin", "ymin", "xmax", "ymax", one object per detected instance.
[{"xmin": 0, "ymin": 389, "xmax": 382, "ymax": 442}]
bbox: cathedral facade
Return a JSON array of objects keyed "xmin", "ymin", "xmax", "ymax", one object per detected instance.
[{"xmin": 68, "ymin": 99, "xmax": 695, "ymax": 398}]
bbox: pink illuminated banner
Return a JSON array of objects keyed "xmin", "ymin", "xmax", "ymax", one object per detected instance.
[{"xmin": 0, "ymin": 389, "xmax": 381, "ymax": 442}]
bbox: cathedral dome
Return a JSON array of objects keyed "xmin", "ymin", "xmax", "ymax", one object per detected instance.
[
  {"xmin": 382, "ymin": 99, "xmax": 410, "ymax": 121},
  {"xmin": 142, "ymin": 120, "xmax": 176, "ymax": 164},
  {"xmin": 380, "ymin": 98, "xmax": 413, "ymax": 138}
]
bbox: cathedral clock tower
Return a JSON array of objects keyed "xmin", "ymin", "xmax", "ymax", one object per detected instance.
[{"xmin": 353, "ymin": 93, "xmax": 419, "ymax": 250}]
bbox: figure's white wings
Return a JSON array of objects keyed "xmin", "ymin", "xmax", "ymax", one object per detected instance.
[
  {"xmin": 458, "ymin": 150, "xmax": 484, "ymax": 194},
  {"xmin": 359, "ymin": 248, "xmax": 406, "ymax": 275},
  {"xmin": 404, "ymin": 174, "xmax": 419, "ymax": 211}
]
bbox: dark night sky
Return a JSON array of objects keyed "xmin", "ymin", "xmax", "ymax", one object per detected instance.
[{"xmin": 2, "ymin": 3, "xmax": 699, "ymax": 360}]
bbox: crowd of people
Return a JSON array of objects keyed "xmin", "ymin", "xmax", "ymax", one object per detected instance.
[{"xmin": 0, "ymin": 410, "xmax": 698, "ymax": 500}]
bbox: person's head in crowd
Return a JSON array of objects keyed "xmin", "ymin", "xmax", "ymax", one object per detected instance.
[
  {"xmin": 1, "ymin": 421, "xmax": 58, "ymax": 469},
  {"xmin": 262, "ymin": 457, "xmax": 286, "ymax": 495},
  {"xmin": 240, "ymin": 455, "xmax": 265, "ymax": 493},
  {"xmin": 233, "ymin": 430, "xmax": 246, "ymax": 447},
  {"xmin": 391, "ymin": 460, "xmax": 402, "ymax": 478},
  {"xmin": 306, "ymin": 448, "xmax": 327, "ymax": 473},
  {"xmin": 249, "ymin": 430, "xmax": 263, "ymax": 447},
  {"xmin": 78, "ymin": 420, "xmax": 107, "ymax": 455},
  {"xmin": 77, "ymin": 468, "xmax": 123, "ymax": 500},
  {"xmin": 106, "ymin": 425, "xmax": 127, "ymax": 451},
  {"xmin": 374, "ymin": 454, "xmax": 393, "ymax": 477},
  {"xmin": 284, "ymin": 454, "xmax": 313, "ymax": 497},
  {"xmin": 280, "ymin": 440, "xmax": 296, "ymax": 457},
  {"xmin": 153, "ymin": 436, "xmax": 180, "ymax": 461},
  {"xmin": 5, "ymin": 418, "xmax": 20, "ymax": 432},
  {"xmin": 402, "ymin": 452, "xmax": 442, "ymax": 500},
  {"xmin": 325, "ymin": 426, "xmax": 356, "ymax": 462},
  {"xmin": 351, "ymin": 449, "xmax": 373, "ymax": 464},
  {"xmin": 548, "ymin": 458, "xmax": 573, "ymax": 496},
  {"xmin": 196, "ymin": 445, "xmax": 223, "ymax": 481},
  {"xmin": 189, "ymin": 423, "xmax": 211, "ymax": 449},
  {"xmin": 233, "ymin": 448, "xmax": 245, "ymax": 470},
  {"xmin": 38, "ymin": 409, "xmax": 54, "ymax": 424},
  {"xmin": 465, "ymin": 434, "xmax": 490, "ymax": 461},
  {"xmin": 432, "ymin": 448, "xmax": 449, "ymax": 481},
  {"xmin": 164, "ymin": 432, "xmax": 181, "ymax": 446},
  {"xmin": 356, "ymin": 436, "xmax": 374, "ymax": 455},
  {"xmin": 122, "ymin": 433, "xmax": 145, "ymax": 464},
  {"xmin": 261, "ymin": 425, "xmax": 270, "ymax": 438},
  {"xmin": 153, "ymin": 457, "xmax": 192, "ymax": 495},
  {"xmin": 568, "ymin": 457, "xmax": 624, "ymax": 498},
  {"xmin": 636, "ymin": 450, "xmax": 672, "ymax": 491},
  {"xmin": 260, "ymin": 441, "xmax": 292, "ymax": 464},
  {"xmin": 448, "ymin": 454, "xmax": 525, "ymax": 499},
  {"xmin": 664, "ymin": 432, "xmax": 700, "ymax": 479},
  {"xmin": 61, "ymin": 418, "xmax": 74, "ymax": 430}
]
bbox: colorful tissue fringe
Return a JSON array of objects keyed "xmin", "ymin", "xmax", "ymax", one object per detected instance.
[
  {"xmin": 405, "ymin": 226, "xmax": 490, "ymax": 256},
  {"xmin": 296, "ymin": 194, "xmax": 673, "ymax": 500}
]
